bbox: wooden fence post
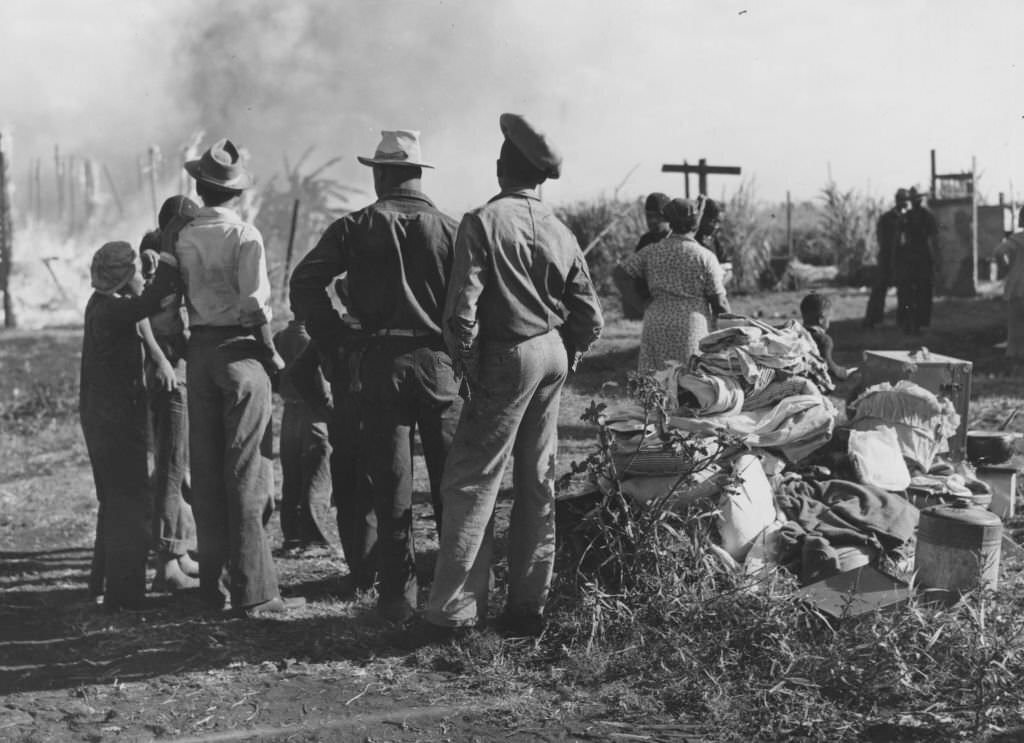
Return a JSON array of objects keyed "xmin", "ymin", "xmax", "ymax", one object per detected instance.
[
  {"xmin": 103, "ymin": 163, "xmax": 124, "ymax": 219},
  {"xmin": 54, "ymin": 145, "xmax": 64, "ymax": 222},
  {"xmin": 1, "ymin": 130, "xmax": 16, "ymax": 328}
]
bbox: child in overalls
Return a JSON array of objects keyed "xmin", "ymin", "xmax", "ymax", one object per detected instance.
[{"xmin": 81, "ymin": 241, "xmax": 179, "ymax": 610}]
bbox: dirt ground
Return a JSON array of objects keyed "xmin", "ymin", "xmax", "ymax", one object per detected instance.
[{"xmin": 2, "ymin": 286, "xmax": 1022, "ymax": 742}]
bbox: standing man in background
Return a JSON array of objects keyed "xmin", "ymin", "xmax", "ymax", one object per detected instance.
[
  {"xmin": 863, "ymin": 188, "xmax": 910, "ymax": 329},
  {"xmin": 425, "ymin": 113, "xmax": 604, "ymax": 638},
  {"xmin": 904, "ymin": 186, "xmax": 939, "ymax": 330},
  {"xmin": 176, "ymin": 138, "xmax": 301, "ymax": 617},
  {"xmin": 290, "ymin": 130, "xmax": 462, "ymax": 622}
]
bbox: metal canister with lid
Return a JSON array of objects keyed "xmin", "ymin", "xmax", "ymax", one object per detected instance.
[{"xmin": 914, "ymin": 500, "xmax": 1002, "ymax": 601}]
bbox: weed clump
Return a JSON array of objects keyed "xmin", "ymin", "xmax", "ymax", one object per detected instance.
[{"xmin": 539, "ymin": 375, "xmax": 1024, "ymax": 741}]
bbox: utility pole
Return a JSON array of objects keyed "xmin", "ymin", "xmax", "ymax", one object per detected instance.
[
  {"xmin": 661, "ymin": 157, "xmax": 742, "ymax": 197},
  {"xmin": 1, "ymin": 131, "xmax": 16, "ymax": 328}
]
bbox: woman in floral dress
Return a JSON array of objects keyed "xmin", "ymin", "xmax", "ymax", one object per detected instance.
[{"xmin": 618, "ymin": 197, "xmax": 729, "ymax": 372}]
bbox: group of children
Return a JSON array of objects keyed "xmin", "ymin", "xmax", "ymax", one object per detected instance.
[{"xmin": 81, "ymin": 196, "xmax": 332, "ymax": 611}]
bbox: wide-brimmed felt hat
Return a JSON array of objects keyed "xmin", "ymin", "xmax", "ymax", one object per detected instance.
[
  {"xmin": 499, "ymin": 113, "xmax": 562, "ymax": 180},
  {"xmin": 357, "ymin": 130, "xmax": 434, "ymax": 169},
  {"xmin": 908, "ymin": 186, "xmax": 927, "ymax": 201},
  {"xmin": 895, "ymin": 187, "xmax": 910, "ymax": 202},
  {"xmin": 91, "ymin": 241, "xmax": 137, "ymax": 295},
  {"xmin": 184, "ymin": 138, "xmax": 254, "ymax": 191}
]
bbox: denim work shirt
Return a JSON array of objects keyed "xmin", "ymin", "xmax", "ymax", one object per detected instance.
[
  {"xmin": 443, "ymin": 188, "xmax": 604, "ymax": 367},
  {"xmin": 289, "ymin": 188, "xmax": 459, "ymax": 348},
  {"xmin": 175, "ymin": 206, "xmax": 273, "ymax": 328}
]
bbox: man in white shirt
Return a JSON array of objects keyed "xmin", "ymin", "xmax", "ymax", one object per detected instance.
[{"xmin": 177, "ymin": 138, "xmax": 302, "ymax": 617}]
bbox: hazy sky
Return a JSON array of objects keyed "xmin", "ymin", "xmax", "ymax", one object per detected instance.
[{"xmin": 3, "ymin": 0, "xmax": 1023, "ymax": 213}]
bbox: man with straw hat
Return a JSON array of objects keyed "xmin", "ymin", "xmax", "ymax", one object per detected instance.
[
  {"xmin": 290, "ymin": 129, "xmax": 462, "ymax": 622},
  {"xmin": 176, "ymin": 138, "xmax": 302, "ymax": 617},
  {"xmin": 423, "ymin": 113, "xmax": 604, "ymax": 638}
]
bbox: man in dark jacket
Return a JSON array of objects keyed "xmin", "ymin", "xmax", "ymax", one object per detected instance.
[
  {"xmin": 424, "ymin": 113, "xmax": 604, "ymax": 637},
  {"xmin": 289, "ymin": 130, "xmax": 462, "ymax": 621},
  {"xmin": 900, "ymin": 186, "xmax": 939, "ymax": 330},
  {"xmin": 863, "ymin": 188, "xmax": 910, "ymax": 329}
]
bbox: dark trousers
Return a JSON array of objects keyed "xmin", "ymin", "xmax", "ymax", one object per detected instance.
[
  {"xmin": 326, "ymin": 359, "xmax": 375, "ymax": 591},
  {"xmin": 279, "ymin": 401, "xmax": 330, "ymax": 546},
  {"xmin": 864, "ymin": 275, "xmax": 890, "ymax": 327},
  {"xmin": 147, "ymin": 358, "xmax": 196, "ymax": 558},
  {"xmin": 356, "ymin": 338, "xmax": 462, "ymax": 612},
  {"xmin": 898, "ymin": 278, "xmax": 933, "ymax": 333},
  {"xmin": 187, "ymin": 329, "xmax": 279, "ymax": 610},
  {"xmin": 83, "ymin": 397, "xmax": 151, "ymax": 609}
]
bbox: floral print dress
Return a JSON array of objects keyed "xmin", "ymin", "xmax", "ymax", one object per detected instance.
[{"xmin": 619, "ymin": 234, "xmax": 726, "ymax": 372}]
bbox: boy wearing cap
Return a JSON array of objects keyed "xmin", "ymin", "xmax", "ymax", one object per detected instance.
[
  {"xmin": 424, "ymin": 113, "xmax": 604, "ymax": 637},
  {"xmin": 290, "ymin": 129, "xmax": 462, "ymax": 621},
  {"xmin": 176, "ymin": 139, "xmax": 299, "ymax": 617},
  {"xmin": 80, "ymin": 241, "xmax": 180, "ymax": 610}
]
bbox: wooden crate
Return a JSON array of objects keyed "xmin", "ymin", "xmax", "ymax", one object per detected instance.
[{"xmin": 860, "ymin": 349, "xmax": 972, "ymax": 461}]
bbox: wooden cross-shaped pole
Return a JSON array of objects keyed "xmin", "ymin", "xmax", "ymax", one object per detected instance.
[{"xmin": 661, "ymin": 157, "xmax": 741, "ymax": 198}]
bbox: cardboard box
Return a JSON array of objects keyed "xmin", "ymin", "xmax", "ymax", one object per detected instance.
[{"xmin": 860, "ymin": 349, "xmax": 972, "ymax": 461}]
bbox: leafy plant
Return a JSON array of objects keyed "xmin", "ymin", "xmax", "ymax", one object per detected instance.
[
  {"xmin": 718, "ymin": 180, "xmax": 773, "ymax": 293},
  {"xmin": 816, "ymin": 181, "xmax": 883, "ymax": 281},
  {"xmin": 556, "ymin": 198, "xmax": 646, "ymax": 297}
]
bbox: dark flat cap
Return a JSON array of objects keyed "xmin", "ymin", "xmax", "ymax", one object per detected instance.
[{"xmin": 499, "ymin": 113, "xmax": 562, "ymax": 180}]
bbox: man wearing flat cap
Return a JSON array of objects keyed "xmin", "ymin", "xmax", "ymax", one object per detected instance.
[
  {"xmin": 290, "ymin": 129, "xmax": 462, "ymax": 622},
  {"xmin": 175, "ymin": 138, "xmax": 299, "ymax": 617},
  {"xmin": 424, "ymin": 113, "xmax": 604, "ymax": 637},
  {"xmin": 863, "ymin": 188, "xmax": 910, "ymax": 329}
]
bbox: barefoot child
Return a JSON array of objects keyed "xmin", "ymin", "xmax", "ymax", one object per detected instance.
[
  {"xmin": 138, "ymin": 195, "xmax": 201, "ymax": 591},
  {"xmin": 81, "ymin": 241, "xmax": 179, "ymax": 610},
  {"xmin": 800, "ymin": 292, "xmax": 855, "ymax": 382}
]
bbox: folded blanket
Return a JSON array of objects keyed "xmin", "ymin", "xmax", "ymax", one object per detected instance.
[{"xmin": 775, "ymin": 477, "xmax": 919, "ymax": 584}]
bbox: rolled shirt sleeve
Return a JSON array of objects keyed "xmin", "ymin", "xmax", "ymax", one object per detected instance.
[
  {"xmin": 442, "ymin": 213, "xmax": 490, "ymax": 370},
  {"xmin": 237, "ymin": 225, "xmax": 273, "ymax": 327}
]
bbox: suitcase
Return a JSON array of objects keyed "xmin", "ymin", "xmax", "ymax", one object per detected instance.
[{"xmin": 859, "ymin": 349, "xmax": 972, "ymax": 461}]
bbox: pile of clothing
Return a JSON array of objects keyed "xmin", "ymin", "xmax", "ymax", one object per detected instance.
[{"xmin": 579, "ymin": 316, "xmax": 980, "ymax": 588}]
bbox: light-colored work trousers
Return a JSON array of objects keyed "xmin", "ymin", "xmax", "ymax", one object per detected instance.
[{"xmin": 425, "ymin": 330, "xmax": 567, "ymax": 627}]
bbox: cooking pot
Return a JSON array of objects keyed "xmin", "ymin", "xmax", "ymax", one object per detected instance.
[{"xmin": 965, "ymin": 430, "xmax": 1021, "ymax": 465}]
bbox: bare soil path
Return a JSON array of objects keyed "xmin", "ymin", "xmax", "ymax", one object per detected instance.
[{"xmin": 1, "ymin": 287, "xmax": 1020, "ymax": 741}]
